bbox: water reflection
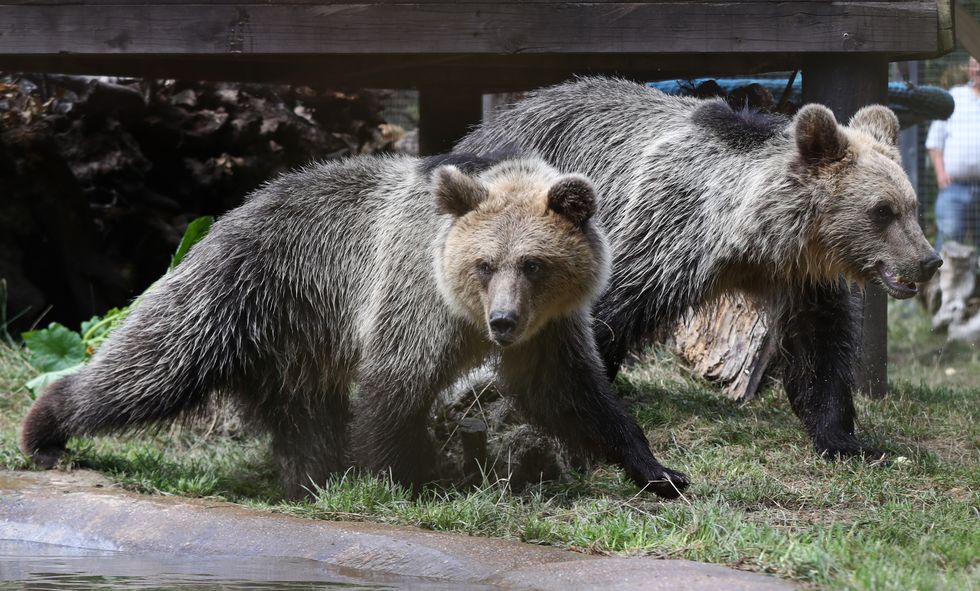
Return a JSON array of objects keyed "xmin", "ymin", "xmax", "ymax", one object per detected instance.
[{"xmin": 0, "ymin": 540, "xmax": 486, "ymax": 590}]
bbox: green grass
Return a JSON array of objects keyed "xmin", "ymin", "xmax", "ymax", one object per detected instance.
[
  {"xmin": 888, "ymin": 298, "xmax": 980, "ymax": 389},
  {"xmin": 0, "ymin": 302, "xmax": 977, "ymax": 590}
]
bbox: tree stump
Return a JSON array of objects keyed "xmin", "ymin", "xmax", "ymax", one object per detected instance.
[{"xmin": 672, "ymin": 295, "xmax": 778, "ymax": 402}]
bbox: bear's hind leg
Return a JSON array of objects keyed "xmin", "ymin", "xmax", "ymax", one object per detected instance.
[
  {"xmin": 21, "ymin": 342, "xmax": 212, "ymax": 469},
  {"xmin": 20, "ymin": 376, "xmax": 74, "ymax": 468}
]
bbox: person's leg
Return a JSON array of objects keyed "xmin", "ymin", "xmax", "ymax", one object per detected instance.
[
  {"xmin": 969, "ymin": 183, "xmax": 980, "ymax": 255},
  {"xmin": 935, "ymin": 183, "xmax": 972, "ymax": 250}
]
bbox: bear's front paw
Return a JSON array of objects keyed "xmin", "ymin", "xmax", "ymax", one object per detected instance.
[
  {"xmin": 630, "ymin": 464, "xmax": 690, "ymax": 499},
  {"xmin": 815, "ymin": 437, "xmax": 888, "ymax": 464}
]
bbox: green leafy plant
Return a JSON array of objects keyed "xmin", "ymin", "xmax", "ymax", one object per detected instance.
[
  {"xmin": 22, "ymin": 323, "xmax": 86, "ymax": 372},
  {"xmin": 170, "ymin": 216, "xmax": 213, "ymax": 271},
  {"xmin": 22, "ymin": 216, "xmax": 214, "ymax": 397}
]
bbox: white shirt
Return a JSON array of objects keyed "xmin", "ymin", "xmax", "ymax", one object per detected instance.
[{"xmin": 926, "ymin": 85, "xmax": 980, "ymax": 181}]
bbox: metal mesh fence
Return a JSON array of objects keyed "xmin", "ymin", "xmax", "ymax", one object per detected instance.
[
  {"xmin": 902, "ymin": 51, "xmax": 980, "ymax": 251},
  {"xmin": 373, "ymin": 89, "xmax": 419, "ymax": 154}
]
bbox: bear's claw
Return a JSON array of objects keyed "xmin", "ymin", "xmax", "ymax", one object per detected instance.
[
  {"xmin": 631, "ymin": 465, "xmax": 690, "ymax": 499},
  {"xmin": 649, "ymin": 467, "xmax": 690, "ymax": 499},
  {"xmin": 816, "ymin": 438, "xmax": 888, "ymax": 464}
]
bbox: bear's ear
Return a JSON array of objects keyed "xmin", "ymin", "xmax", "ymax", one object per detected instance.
[
  {"xmin": 848, "ymin": 105, "xmax": 900, "ymax": 146},
  {"xmin": 794, "ymin": 104, "xmax": 848, "ymax": 166},
  {"xmin": 434, "ymin": 165, "xmax": 488, "ymax": 217},
  {"xmin": 547, "ymin": 174, "xmax": 597, "ymax": 227}
]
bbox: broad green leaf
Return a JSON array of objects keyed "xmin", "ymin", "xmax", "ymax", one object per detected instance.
[
  {"xmin": 25, "ymin": 364, "xmax": 84, "ymax": 399},
  {"xmin": 170, "ymin": 216, "xmax": 214, "ymax": 270},
  {"xmin": 22, "ymin": 323, "xmax": 86, "ymax": 372}
]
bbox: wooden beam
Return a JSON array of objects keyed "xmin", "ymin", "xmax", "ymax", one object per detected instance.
[
  {"xmin": 0, "ymin": 0, "xmax": 944, "ymax": 4},
  {"xmin": 939, "ymin": 0, "xmax": 956, "ymax": 54},
  {"xmin": 955, "ymin": 0, "xmax": 980, "ymax": 58},
  {"xmin": 0, "ymin": 52, "xmax": 845, "ymax": 91},
  {"xmin": 0, "ymin": 2, "xmax": 947, "ymax": 57},
  {"xmin": 802, "ymin": 56, "xmax": 889, "ymax": 398}
]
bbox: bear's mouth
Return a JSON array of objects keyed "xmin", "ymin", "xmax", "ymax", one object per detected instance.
[
  {"xmin": 874, "ymin": 262, "xmax": 918, "ymax": 299},
  {"xmin": 490, "ymin": 333, "xmax": 516, "ymax": 347}
]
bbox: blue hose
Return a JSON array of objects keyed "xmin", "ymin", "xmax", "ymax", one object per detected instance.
[{"xmin": 647, "ymin": 78, "xmax": 954, "ymax": 127}]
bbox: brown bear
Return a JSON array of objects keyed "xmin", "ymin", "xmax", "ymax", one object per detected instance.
[
  {"xmin": 21, "ymin": 154, "xmax": 688, "ymax": 499},
  {"xmin": 457, "ymin": 77, "xmax": 942, "ymax": 480}
]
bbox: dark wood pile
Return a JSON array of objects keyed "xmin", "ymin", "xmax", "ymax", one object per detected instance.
[{"xmin": 0, "ymin": 74, "xmax": 398, "ymax": 334}]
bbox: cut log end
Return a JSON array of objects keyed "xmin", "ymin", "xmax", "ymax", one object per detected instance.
[{"xmin": 672, "ymin": 295, "xmax": 775, "ymax": 402}]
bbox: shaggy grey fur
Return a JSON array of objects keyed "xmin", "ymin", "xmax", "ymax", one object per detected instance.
[
  {"xmin": 21, "ymin": 154, "xmax": 688, "ymax": 499},
  {"xmin": 457, "ymin": 77, "xmax": 940, "ymax": 469}
]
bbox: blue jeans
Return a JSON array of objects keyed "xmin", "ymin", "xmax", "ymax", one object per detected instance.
[{"xmin": 935, "ymin": 182, "xmax": 980, "ymax": 252}]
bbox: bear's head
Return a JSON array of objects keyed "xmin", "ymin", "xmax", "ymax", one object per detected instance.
[
  {"xmin": 793, "ymin": 104, "xmax": 942, "ymax": 298},
  {"xmin": 433, "ymin": 160, "xmax": 609, "ymax": 347}
]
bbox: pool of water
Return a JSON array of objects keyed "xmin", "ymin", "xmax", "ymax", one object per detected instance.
[{"xmin": 0, "ymin": 540, "xmax": 492, "ymax": 590}]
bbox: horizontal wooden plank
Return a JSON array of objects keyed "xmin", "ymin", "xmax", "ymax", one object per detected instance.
[
  {"xmin": 0, "ymin": 52, "xmax": 822, "ymax": 90},
  {"xmin": 0, "ymin": 2, "xmax": 944, "ymax": 56},
  {"xmin": 2, "ymin": 0, "xmax": 929, "ymax": 4}
]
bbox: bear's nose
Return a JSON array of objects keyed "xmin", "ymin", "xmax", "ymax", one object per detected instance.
[
  {"xmin": 920, "ymin": 252, "xmax": 943, "ymax": 279},
  {"xmin": 489, "ymin": 310, "xmax": 518, "ymax": 336}
]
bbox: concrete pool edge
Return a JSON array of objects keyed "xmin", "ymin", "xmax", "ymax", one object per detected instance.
[{"xmin": 0, "ymin": 470, "xmax": 794, "ymax": 590}]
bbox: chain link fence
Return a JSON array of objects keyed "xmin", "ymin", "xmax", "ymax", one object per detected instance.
[{"xmin": 901, "ymin": 54, "xmax": 979, "ymax": 250}]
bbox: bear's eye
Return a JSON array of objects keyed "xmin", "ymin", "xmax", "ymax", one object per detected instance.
[
  {"xmin": 476, "ymin": 261, "xmax": 493, "ymax": 278},
  {"xmin": 523, "ymin": 259, "xmax": 543, "ymax": 276},
  {"xmin": 871, "ymin": 203, "xmax": 895, "ymax": 227}
]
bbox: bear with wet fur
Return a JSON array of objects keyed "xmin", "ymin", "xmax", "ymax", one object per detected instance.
[
  {"xmin": 21, "ymin": 154, "xmax": 686, "ymax": 499},
  {"xmin": 457, "ymin": 77, "xmax": 941, "ymax": 479}
]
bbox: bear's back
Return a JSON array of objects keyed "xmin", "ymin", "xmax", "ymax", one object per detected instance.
[{"xmin": 162, "ymin": 155, "xmax": 446, "ymax": 360}]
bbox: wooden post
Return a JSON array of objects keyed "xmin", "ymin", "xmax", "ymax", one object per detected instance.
[
  {"xmin": 418, "ymin": 87, "xmax": 483, "ymax": 155},
  {"xmin": 802, "ymin": 56, "xmax": 889, "ymax": 398}
]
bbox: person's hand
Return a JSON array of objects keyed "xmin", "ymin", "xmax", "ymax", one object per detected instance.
[{"xmin": 937, "ymin": 169, "xmax": 952, "ymax": 189}]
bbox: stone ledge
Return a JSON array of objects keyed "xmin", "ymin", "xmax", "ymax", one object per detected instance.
[{"xmin": 0, "ymin": 470, "xmax": 794, "ymax": 591}]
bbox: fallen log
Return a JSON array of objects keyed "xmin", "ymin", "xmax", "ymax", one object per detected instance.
[{"xmin": 672, "ymin": 296, "xmax": 778, "ymax": 402}]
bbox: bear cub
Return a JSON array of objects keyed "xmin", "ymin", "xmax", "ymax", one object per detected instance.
[{"xmin": 21, "ymin": 154, "xmax": 687, "ymax": 499}]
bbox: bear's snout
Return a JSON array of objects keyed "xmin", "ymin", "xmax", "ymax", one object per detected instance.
[
  {"xmin": 919, "ymin": 251, "xmax": 943, "ymax": 281},
  {"xmin": 489, "ymin": 310, "xmax": 519, "ymax": 345}
]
